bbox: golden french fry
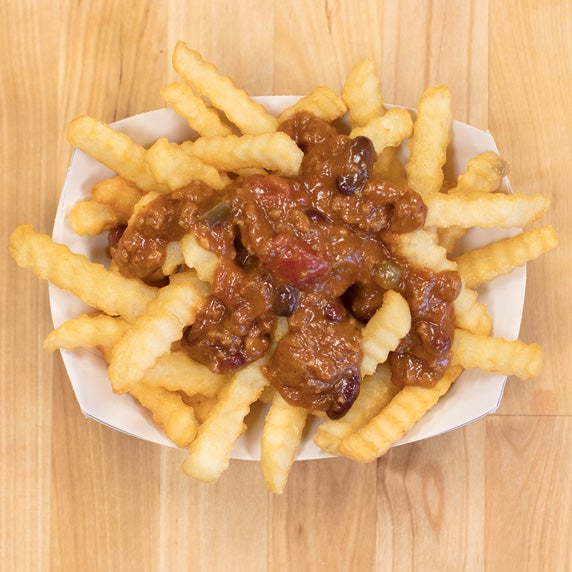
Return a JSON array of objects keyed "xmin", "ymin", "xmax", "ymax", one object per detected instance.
[
  {"xmin": 405, "ymin": 86, "xmax": 452, "ymax": 197},
  {"xmin": 392, "ymin": 228, "xmax": 455, "ymax": 272},
  {"xmin": 438, "ymin": 152, "xmax": 508, "ymax": 251},
  {"xmin": 162, "ymin": 241, "xmax": 185, "ymax": 276},
  {"xmin": 182, "ymin": 132, "xmax": 304, "ymax": 177},
  {"xmin": 90, "ymin": 176, "xmax": 144, "ymax": 218},
  {"xmin": 453, "ymin": 287, "xmax": 491, "ymax": 335},
  {"xmin": 338, "ymin": 365, "xmax": 463, "ymax": 462},
  {"xmin": 160, "ymin": 82, "xmax": 232, "ymax": 137},
  {"xmin": 182, "ymin": 393, "xmax": 219, "ymax": 424},
  {"xmin": 9, "ymin": 225, "xmax": 157, "ymax": 321},
  {"xmin": 314, "ymin": 364, "xmax": 398, "ymax": 455},
  {"xmin": 451, "ymin": 329, "xmax": 542, "ymax": 380},
  {"xmin": 261, "ymin": 392, "xmax": 309, "ymax": 494},
  {"xmin": 108, "ymin": 271, "xmax": 206, "ymax": 393},
  {"xmin": 341, "ymin": 58, "xmax": 384, "ymax": 128},
  {"xmin": 360, "ymin": 290, "xmax": 411, "ymax": 376},
  {"xmin": 67, "ymin": 115, "xmax": 167, "ymax": 193},
  {"xmin": 437, "ymin": 225, "xmax": 468, "ymax": 253},
  {"xmin": 259, "ymin": 385, "xmax": 276, "ymax": 404},
  {"xmin": 129, "ymin": 382, "xmax": 199, "ymax": 447},
  {"xmin": 372, "ymin": 146, "xmax": 406, "ymax": 187},
  {"xmin": 69, "ymin": 199, "xmax": 125, "ymax": 236},
  {"xmin": 180, "ymin": 233, "xmax": 219, "ymax": 283},
  {"xmin": 172, "ymin": 41, "xmax": 278, "ymax": 135},
  {"xmin": 234, "ymin": 168, "xmax": 268, "ymax": 177},
  {"xmin": 142, "ymin": 350, "xmax": 226, "ymax": 398},
  {"xmin": 455, "ymin": 225, "xmax": 558, "ymax": 289},
  {"xmin": 99, "ymin": 345, "xmax": 114, "ymax": 364},
  {"xmin": 425, "ymin": 192, "xmax": 550, "ymax": 229},
  {"xmin": 146, "ymin": 137, "xmax": 231, "ymax": 191},
  {"xmin": 452, "ymin": 151, "xmax": 508, "ymax": 194},
  {"xmin": 277, "ymin": 86, "xmax": 347, "ymax": 124},
  {"xmin": 349, "ymin": 108, "xmax": 413, "ymax": 155},
  {"xmin": 182, "ymin": 359, "xmax": 269, "ymax": 482},
  {"xmin": 44, "ymin": 314, "xmax": 130, "ymax": 352},
  {"xmin": 273, "ymin": 317, "xmax": 289, "ymax": 345}
]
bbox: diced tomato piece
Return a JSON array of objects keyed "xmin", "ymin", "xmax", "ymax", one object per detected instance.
[{"xmin": 265, "ymin": 233, "xmax": 330, "ymax": 289}]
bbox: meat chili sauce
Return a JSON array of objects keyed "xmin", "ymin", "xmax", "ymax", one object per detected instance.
[{"xmin": 110, "ymin": 112, "xmax": 461, "ymax": 420}]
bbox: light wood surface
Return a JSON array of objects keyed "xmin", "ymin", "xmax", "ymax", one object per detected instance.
[{"xmin": 2, "ymin": 1, "xmax": 570, "ymax": 570}]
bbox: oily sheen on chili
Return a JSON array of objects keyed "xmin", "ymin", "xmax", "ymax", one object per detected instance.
[{"xmin": 109, "ymin": 111, "xmax": 461, "ymax": 419}]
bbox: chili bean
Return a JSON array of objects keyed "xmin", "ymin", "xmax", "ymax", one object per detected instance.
[
  {"xmin": 326, "ymin": 370, "xmax": 361, "ymax": 419},
  {"xmin": 335, "ymin": 136, "xmax": 375, "ymax": 195},
  {"xmin": 272, "ymin": 284, "xmax": 300, "ymax": 316}
]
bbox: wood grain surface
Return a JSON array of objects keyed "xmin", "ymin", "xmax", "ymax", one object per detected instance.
[{"xmin": 1, "ymin": 1, "xmax": 570, "ymax": 570}]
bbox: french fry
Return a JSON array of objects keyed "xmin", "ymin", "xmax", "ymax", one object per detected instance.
[
  {"xmin": 182, "ymin": 359, "xmax": 269, "ymax": 482},
  {"xmin": 160, "ymin": 82, "xmax": 232, "ymax": 137},
  {"xmin": 172, "ymin": 41, "xmax": 278, "ymax": 135},
  {"xmin": 181, "ymin": 132, "xmax": 304, "ymax": 177},
  {"xmin": 162, "ymin": 241, "xmax": 185, "ymax": 276},
  {"xmin": 69, "ymin": 199, "xmax": 125, "ymax": 236},
  {"xmin": 99, "ymin": 345, "xmax": 114, "ymax": 364},
  {"xmin": 342, "ymin": 58, "xmax": 384, "ymax": 128},
  {"xmin": 438, "ymin": 151, "xmax": 508, "ymax": 251},
  {"xmin": 392, "ymin": 228, "xmax": 455, "ymax": 272},
  {"xmin": 372, "ymin": 146, "xmax": 406, "ymax": 188},
  {"xmin": 452, "ymin": 151, "xmax": 508, "ymax": 194},
  {"xmin": 180, "ymin": 233, "xmax": 219, "ymax": 283},
  {"xmin": 142, "ymin": 351, "xmax": 226, "ymax": 398},
  {"xmin": 425, "ymin": 192, "xmax": 550, "ymax": 229},
  {"xmin": 182, "ymin": 393, "xmax": 219, "ymax": 423},
  {"xmin": 405, "ymin": 86, "xmax": 452, "ymax": 197},
  {"xmin": 338, "ymin": 365, "xmax": 463, "ymax": 462},
  {"xmin": 314, "ymin": 364, "xmax": 398, "ymax": 455},
  {"xmin": 44, "ymin": 314, "xmax": 130, "ymax": 352},
  {"xmin": 451, "ymin": 329, "xmax": 542, "ymax": 380},
  {"xmin": 67, "ymin": 115, "xmax": 167, "ymax": 193},
  {"xmin": 108, "ymin": 271, "xmax": 206, "ymax": 393},
  {"xmin": 90, "ymin": 176, "xmax": 144, "ymax": 218},
  {"xmin": 259, "ymin": 385, "xmax": 276, "ymax": 404},
  {"xmin": 9, "ymin": 225, "xmax": 157, "ymax": 321},
  {"xmin": 349, "ymin": 108, "xmax": 413, "ymax": 155},
  {"xmin": 453, "ymin": 287, "xmax": 492, "ymax": 335},
  {"xmin": 360, "ymin": 290, "xmax": 411, "ymax": 376},
  {"xmin": 261, "ymin": 392, "xmax": 309, "ymax": 494},
  {"xmin": 129, "ymin": 382, "xmax": 199, "ymax": 448},
  {"xmin": 437, "ymin": 226, "xmax": 466, "ymax": 254},
  {"xmin": 146, "ymin": 137, "xmax": 231, "ymax": 191},
  {"xmin": 277, "ymin": 86, "xmax": 347, "ymax": 124},
  {"xmin": 455, "ymin": 225, "xmax": 558, "ymax": 289},
  {"xmin": 234, "ymin": 168, "xmax": 268, "ymax": 177}
]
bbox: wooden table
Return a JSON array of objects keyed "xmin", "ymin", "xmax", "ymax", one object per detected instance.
[{"xmin": 2, "ymin": 1, "xmax": 571, "ymax": 570}]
